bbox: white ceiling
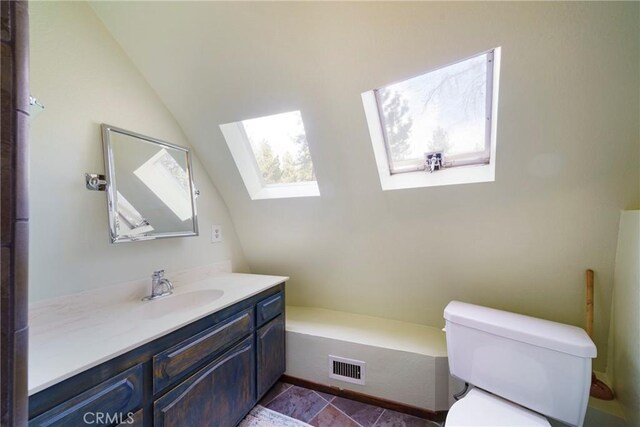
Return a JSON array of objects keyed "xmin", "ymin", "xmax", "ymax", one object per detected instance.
[{"xmin": 89, "ymin": 1, "xmax": 640, "ymax": 371}]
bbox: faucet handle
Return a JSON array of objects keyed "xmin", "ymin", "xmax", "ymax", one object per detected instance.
[{"xmin": 152, "ymin": 270, "xmax": 165, "ymax": 279}]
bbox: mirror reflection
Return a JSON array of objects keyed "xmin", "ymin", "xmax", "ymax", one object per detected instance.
[{"xmin": 103, "ymin": 125, "xmax": 198, "ymax": 243}]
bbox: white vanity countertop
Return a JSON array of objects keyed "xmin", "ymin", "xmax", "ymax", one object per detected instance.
[{"xmin": 28, "ymin": 268, "xmax": 288, "ymax": 395}]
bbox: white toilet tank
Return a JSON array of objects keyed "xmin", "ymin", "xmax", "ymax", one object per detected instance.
[{"xmin": 444, "ymin": 301, "xmax": 597, "ymax": 427}]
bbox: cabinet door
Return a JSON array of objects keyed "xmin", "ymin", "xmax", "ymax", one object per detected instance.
[
  {"xmin": 256, "ymin": 315, "xmax": 285, "ymax": 398},
  {"xmin": 116, "ymin": 410, "xmax": 143, "ymax": 426},
  {"xmin": 154, "ymin": 336, "xmax": 255, "ymax": 427}
]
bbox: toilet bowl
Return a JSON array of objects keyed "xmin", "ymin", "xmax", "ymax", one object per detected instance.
[
  {"xmin": 443, "ymin": 301, "xmax": 596, "ymax": 427},
  {"xmin": 445, "ymin": 388, "xmax": 550, "ymax": 427}
]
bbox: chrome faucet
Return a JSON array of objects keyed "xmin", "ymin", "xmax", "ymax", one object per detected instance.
[{"xmin": 142, "ymin": 270, "xmax": 174, "ymax": 301}]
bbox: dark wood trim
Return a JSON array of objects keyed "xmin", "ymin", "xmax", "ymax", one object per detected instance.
[
  {"xmin": 280, "ymin": 375, "xmax": 448, "ymax": 423},
  {"xmin": 1, "ymin": 1, "xmax": 30, "ymax": 425}
]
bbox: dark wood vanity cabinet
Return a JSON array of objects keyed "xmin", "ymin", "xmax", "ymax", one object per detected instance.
[{"xmin": 29, "ymin": 284, "xmax": 286, "ymax": 427}]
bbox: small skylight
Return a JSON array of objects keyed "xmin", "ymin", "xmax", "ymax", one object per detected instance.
[
  {"xmin": 220, "ymin": 111, "xmax": 320, "ymax": 200},
  {"xmin": 363, "ymin": 48, "xmax": 501, "ymax": 190}
]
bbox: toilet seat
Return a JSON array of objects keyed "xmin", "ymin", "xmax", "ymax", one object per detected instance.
[{"xmin": 445, "ymin": 388, "xmax": 551, "ymax": 427}]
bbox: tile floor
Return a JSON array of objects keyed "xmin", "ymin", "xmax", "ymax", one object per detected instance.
[{"xmin": 259, "ymin": 382, "xmax": 442, "ymax": 427}]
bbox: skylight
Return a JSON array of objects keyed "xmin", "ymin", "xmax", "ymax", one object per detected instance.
[
  {"xmin": 134, "ymin": 148, "xmax": 193, "ymax": 221},
  {"xmin": 243, "ymin": 111, "xmax": 316, "ymax": 185},
  {"xmin": 363, "ymin": 48, "xmax": 500, "ymax": 190},
  {"xmin": 220, "ymin": 111, "xmax": 320, "ymax": 200},
  {"xmin": 378, "ymin": 52, "xmax": 491, "ymax": 172}
]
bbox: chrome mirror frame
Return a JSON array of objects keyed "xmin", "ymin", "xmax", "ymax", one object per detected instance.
[{"xmin": 101, "ymin": 124, "xmax": 199, "ymax": 243}]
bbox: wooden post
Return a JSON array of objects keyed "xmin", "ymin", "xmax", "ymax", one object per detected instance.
[
  {"xmin": 1, "ymin": 1, "xmax": 30, "ymax": 424},
  {"xmin": 586, "ymin": 269, "xmax": 594, "ymax": 338}
]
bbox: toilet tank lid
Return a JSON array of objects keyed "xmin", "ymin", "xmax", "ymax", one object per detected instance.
[{"xmin": 444, "ymin": 301, "xmax": 597, "ymax": 358}]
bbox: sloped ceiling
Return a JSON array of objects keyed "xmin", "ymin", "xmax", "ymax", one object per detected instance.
[{"xmin": 90, "ymin": 1, "xmax": 640, "ymax": 370}]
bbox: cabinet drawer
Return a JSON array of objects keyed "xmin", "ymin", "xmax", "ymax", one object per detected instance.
[
  {"xmin": 256, "ymin": 292, "xmax": 283, "ymax": 327},
  {"xmin": 29, "ymin": 364, "xmax": 143, "ymax": 427},
  {"xmin": 153, "ymin": 308, "xmax": 253, "ymax": 394},
  {"xmin": 154, "ymin": 336, "xmax": 256, "ymax": 427}
]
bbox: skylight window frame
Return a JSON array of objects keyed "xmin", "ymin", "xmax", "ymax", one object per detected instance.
[
  {"xmin": 219, "ymin": 111, "xmax": 321, "ymax": 200},
  {"xmin": 237, "ymin": 122, "xmax": 270, "ymax": 188},
  {"xmin": 362, "ymin": 47, "xmax": 501, "ymax": 191},
  {"xmin": 374, "ymin": 49, "xmax": 496, "ymax": 175}
]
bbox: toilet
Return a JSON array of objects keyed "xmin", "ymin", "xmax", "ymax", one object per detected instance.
[{"xmin": 443, "ymin": 301, "xmax": 597, "ymax": 427}]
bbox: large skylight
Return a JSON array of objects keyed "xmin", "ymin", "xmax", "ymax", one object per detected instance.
[
  {"xmin": 363, "ymin": 48, "xmax": 500, "ymax": 190},
  {"xmin": 378, "ymin": 52, "xmax": 490, "ymax": 172},
  {"xmin": 220, "ymin": 111, "xmax": 320, "ymax": 200}
]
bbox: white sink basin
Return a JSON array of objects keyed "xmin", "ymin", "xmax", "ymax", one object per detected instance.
[{"xmin": 136, "ymin": 289, "xmax": 224, "ymax": 319}]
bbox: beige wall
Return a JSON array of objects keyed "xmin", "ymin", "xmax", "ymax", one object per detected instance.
[
  {"xmin": 91, "ymin": 1, "xmax": 640, "ymax": 372},
  {"xmin": 28, "ymin": 2, "xmax": 249, "ymax": 302},
  {"xmin": 611, "ymin": 211, "xmax": 640, "ymax": 426}
]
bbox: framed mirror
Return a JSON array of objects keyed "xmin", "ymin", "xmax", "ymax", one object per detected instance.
[{"xmin": 101, "ymin": 124, "xmax": 199, "ymax": 243}]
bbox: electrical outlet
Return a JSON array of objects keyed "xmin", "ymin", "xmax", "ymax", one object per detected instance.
[{"xmin": 211, "ymin": 225, "xmax": 223, "ymax": 243}]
